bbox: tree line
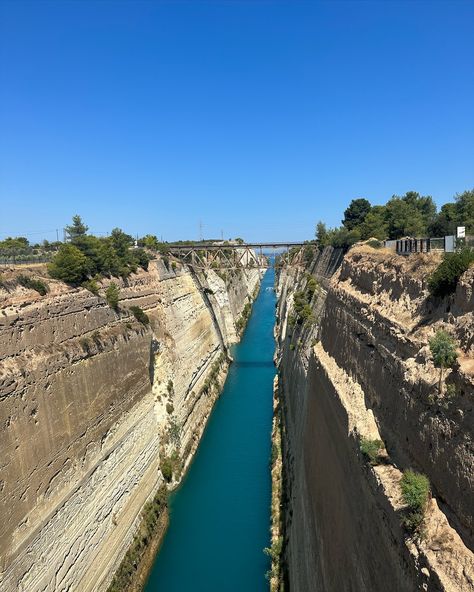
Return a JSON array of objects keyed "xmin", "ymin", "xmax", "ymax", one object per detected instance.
[
  {"xmin": 47, "ymin": 215, "xmax": 153, "ymax": 285},
  {"xmin": 316, "ymin": 189, "xmax": 474, "ymax": 248}
]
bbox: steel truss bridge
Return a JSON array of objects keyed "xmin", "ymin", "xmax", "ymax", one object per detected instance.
[{"xmin": 167, "ymin": 242, "xmax": 312, "ymax": 270}]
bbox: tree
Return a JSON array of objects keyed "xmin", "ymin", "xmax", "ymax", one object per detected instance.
[
  {"xmin": 48, "ymin": 244, "xmax": 90, "ymax": 285},
  {"xmin": 65, "ymin": 215, "xmax": 88, "ymax": 241},
  {"xmin": 385, "ymin": 198, "xmax": 425, "ymax": 238},
  {"xmin": 316, "ymin": 221, "xmax": 329, "ymax": 247},
  {"xmin": 98, "ymin": 239, "xmax": 122, "ymax": 277},
  {"xmin": 384, "ymin": 192, "xmax": 437, "ymax": 239},
  {"xmin": 359, "ymin": 206, "xmax": 388, "ymax": 240},
  {"xmin": 428, "ymin": 202, "xmax": 457, "ymax": 237},
  {"xmin": 429, "ymin": 330, "xmax": 458, "ymax": 394},
  {"xmin": 0, "ymin": 237, "xmax": 30, "ymax": 257},
  {"xmin": 454, "ymin": 189, "xmax": 474, "ymax": 234},
  {"xmin": 342, "ymin": 198, "xmax": 371, "ymax": 230},
  {"xmin": 139, "ymin": 234, "xmax": 160, "ymax": 250},
  {"xmin": 70, "ymin": 234, "xmax": 103, "ymax": 276},
  {"xmin": 110, "ymin": 228, "xmax": 134, "ymax": 259}
]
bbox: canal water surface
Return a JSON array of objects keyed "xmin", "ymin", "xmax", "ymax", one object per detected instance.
[{"xmin": 145, "ymin": 267, "xmax": 276, "ymax": 591}]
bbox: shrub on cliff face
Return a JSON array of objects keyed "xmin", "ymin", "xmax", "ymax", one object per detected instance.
[
  {"xmin": 428, "ymin": 248, "xmax": 474, "ymax": 298},
  {"xmin": 105, "ymin": 283, "xmax": 120, "ymax": 310},
  {"xmin": 129, "ymin": 305, "xmax": 149, "ymax": 325},
  {"xmin": 161, "ymin": 458, "xmax": 173, "ymax": 482},
  {"xmin": 17, "ymin": 275, "xmax": 49, "ymax": 295},
  {"xmin": 360, "ymin": 438, "xmax": 384, "ymax": 465},
  {"xmin": 81, "ymin": 278, "xmax": 99, "ymax": 295},
  {"xmin": 400, "ymin": 470, "xmax": 430, "ymax": 536}
]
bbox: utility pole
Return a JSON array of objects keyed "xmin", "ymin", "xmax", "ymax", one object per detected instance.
[{"xmin": 199, "ymin": 220, "xmax": 203, "ymax": 242}]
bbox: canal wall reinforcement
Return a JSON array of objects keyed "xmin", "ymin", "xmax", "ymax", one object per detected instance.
[
  {"xmin": 0, "ymin": 259, "xmax": 261, "ymax": 592},
  {"xmin": 274, "ymin": 245, "xmax": 474, "ymax": 592}
]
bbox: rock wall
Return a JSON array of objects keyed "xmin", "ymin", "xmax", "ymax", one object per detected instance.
[
  {"xmin": 275, "ymin": 245, "xmax": 474, "ymax": 592},
  {"xmin": 0, "ymin": 259, "xmax": 261, "ymax": 592}
]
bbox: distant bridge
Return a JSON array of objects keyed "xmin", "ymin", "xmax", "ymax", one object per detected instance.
[{"xmin": 167, "ymin": 242, "xmax": 312, "ymax": 270}]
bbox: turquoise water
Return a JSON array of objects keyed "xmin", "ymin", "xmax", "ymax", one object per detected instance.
[{"xmin": 144, "ymin": 268, "xmax": 276, "ymax": 592}]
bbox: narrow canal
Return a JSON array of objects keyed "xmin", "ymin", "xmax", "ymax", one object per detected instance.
[{"xmin": 144, "ymin": 267, "xmax": 276, "ymax": 592}]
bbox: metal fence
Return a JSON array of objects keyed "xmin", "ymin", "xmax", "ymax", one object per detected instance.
[
  {"xmin": 391, "ymin": 235, "xmax": 473, "ymax": 255},
  {"xmin": 0, "ymin": 254, "xmax": 54, "ymax": 266}
]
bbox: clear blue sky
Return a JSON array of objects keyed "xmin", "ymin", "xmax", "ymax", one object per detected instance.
[{"xmin": 1, "ymin": 0, "xmax": 473, "ymax": 243}]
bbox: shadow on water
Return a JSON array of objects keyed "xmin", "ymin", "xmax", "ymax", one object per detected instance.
[
  {"xmin": 144, "ymin": 268, "xmax": 276, "ymax": 592},
  {"xmin": 233, "ymin": 360, "xmax": 275, "ymax": 368}
]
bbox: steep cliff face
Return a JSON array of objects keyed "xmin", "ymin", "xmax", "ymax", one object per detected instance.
[
  {"xmin": 275, "ymin": 245, "xmax": 474, "ymax": 592},
  {"xmin": 0, "ymin": 259, "xmax": 260, "ymax": 592}
]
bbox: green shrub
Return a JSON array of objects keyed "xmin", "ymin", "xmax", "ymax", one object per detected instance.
[
  {"xmin": 129, "ymin": 305, "xmax": 149, "ymax": 324},
  {"xmin": 166, "ymin": 402, "xmax": 174, "ymax": 414},
  {"xmin": 264, "ymin": 536, "xmax": 283, "ymax": 562},
  {"xmin": 400, "ymin": 470, "xmax": 430, "ymax": 535},
  {"xmin": 160, "ymin": 449, "xmax": 182, "ymax": 483},
  {"xmin": 79, "ymin": 337, "xmax": 90, "ymax": 352},
  {"xmin": 367, "ymin": 238, "xmax": 383, "ymax": 249},
  {"xmin": 168, "ymin": 416, "xmax": 181, "ymax": 446},
  {"xmin": 161, "ymin": 457, "xmax": 173, "ymax": 482},
  {"xmin": 428, "ymin": 248, "xmax": 474, "ymax": 298},
  {"xmin": 401, "ymin": 471, "xmax": 430, "ymax": 509},
  {"xmin": 48, "ymin": 244, "xmax": 90, "ymax": 285},
  {"xmin": 82, "ymin": 279, "xmax": 99, "ymax": 295},
  {"xmin": 105, "ymin": 283, "xmax": 120, "ymax": 310},
  {"xmin": 17, "ymin": 275, "xmax": 49, "ymax": 295},
  {"xmin": 360, "ymin": 438, "xmax": 384, "ymax": 465}
]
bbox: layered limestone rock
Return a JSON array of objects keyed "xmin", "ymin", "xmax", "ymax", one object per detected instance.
[
  {"xmin": 0, "ymin": 259, "xmax": 261, "ymax": 592},
  {"xmin": 275, "ymin": 245, "xmax": 474, "ymax": 592}
]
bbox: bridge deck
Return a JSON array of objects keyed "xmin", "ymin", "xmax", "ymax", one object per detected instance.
[{"xmin": 168, "ymin": 242, "xmax": 306, "ymax": 250}]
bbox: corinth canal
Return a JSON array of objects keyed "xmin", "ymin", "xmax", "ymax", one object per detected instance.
[{"xmin": 145, "ymin": 267, "xmax": 276, "ymax": 591}]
